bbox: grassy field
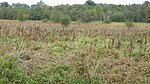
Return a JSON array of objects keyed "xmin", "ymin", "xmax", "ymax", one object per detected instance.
[{"xmin": 0, "ymin": 20, "xmax": 150, "ymax": 84}]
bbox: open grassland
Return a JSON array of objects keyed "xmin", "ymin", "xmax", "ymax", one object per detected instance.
[{"xmin": 0, "ymin": 21, "xmax": 150, "ymax": 84}]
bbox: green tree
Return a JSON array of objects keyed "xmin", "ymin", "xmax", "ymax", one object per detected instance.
[
  {"xmin": 142, "ymin": 1, "xmax": 150, "ymax": 22},
  {"xmin": 103, "ymin": 6, "xmax": 111, "ymax": 23},
  {"xmin": 30, "ymin": 6, "xmax": 43, "ymax": 20},
  {"xmin": 0, "ymin": 1, "xmax": 149, "ymax": 22},
  {"xmin": 41, "ymin": 6, "xmax": 51, "ymax": 20},
  {"xmin": 17, "ymin": 9, "xmax": 29, "ymax": 22},
  {"xmin": 30, "ymin": 1, "xmax": 46, "ymax": 20},
  {"xmin": 85, "ymin": 0, "xmax": 96, "ymax": 6},
  {"xmin": 12, "ymin": 3, "xmax": 29, "ymax": 8},
  {"xmin": 0, "ymin": 2, "xmax": 9, "ymax": 7},
  {"xmin": 61, "ymin": 16, "xmax": 71, "ymax": 27},
  {"xmin": 50, "ymin": 10, "xmax": 63, "ymax": 22},
  {"xmin": 8, "ymin": 3, "xmax": 30, "ymax": 20},
  {"xmin": 111, "ymin": 12, "xmax": 125, "ymax": 22},
  {"xmin": 95, "ymin": 5, "xmax": 103, "ymax": 21},
  {"xmin": 80, "ymin": 10, "xmax": 95, "ymax": 22},
  {"xmin": 69, "ymin": 9, "xmax": 80, "ymax": 21},
  {"xmin": 143, "ymin": 1, "xmax": 150, "ymax": 18}
]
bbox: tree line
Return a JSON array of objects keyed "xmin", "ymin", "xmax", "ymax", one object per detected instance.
[{"xmin": 0, "ymin": 0, "xmax": 150, "ymax": 23}]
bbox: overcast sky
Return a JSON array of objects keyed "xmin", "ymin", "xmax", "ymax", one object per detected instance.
[{"xmin": 1, "ymin": 0, "xmax": 148, "ymax": 6}]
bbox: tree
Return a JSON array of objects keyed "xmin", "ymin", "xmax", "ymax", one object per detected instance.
[
  {"xmin": 81, "ymin": 10, "xmax": 95, "ymax": 22},
  {"xmin": 30, "ymin": 6, "xmax": 43, "ymax": 20},
  {"xmin": 111, "ymin": 12, "xmax": 126, "ymax": 22},
  {"xmin": 41, "ymin": 6, "xmax": 51, "ymax": 20},
  {"xmin": 12, "ymin": 3, "xmax": 29, "ymax": 8},
  {"xmin": 95, "ymin": 5, "xmax": 103, "ymax": 21},
  {"xmin": 17, "ymin": 9, "xmax": 29, "ymax": 22},
  {"xmin": 69, "ymin": 9, "xmax": 80, "ymax": 21},
  {"xmin": 85, "ymin": 0, "xmax": 96, "ymax": 6},
  {"xmin": 50, "ymin": 10, "xmax": 63, "ymax": 22},
  {"xmin": 37, "ymin": 0, "xmax": 46, "ymax": 8},
  {"xmin": 103, "ymin": 13, "xmax": 111, "ymax": 23},
  {"xmin": 60, "ymin": 16, "xmax": 71, "ymax": 27},
  {"xmin": 0, "ymin": 1, "xmax": 148, "ymax": 22},
  {"xmin": 143, "ymin": 1, "xmax": 150, "ymax": 18},
  {"xmin": 30, "ymin": 1, "xmax": 46, "ymax": 20},
  {"xmin": 103, "ymin": 6, "xmax": 111, "ymax": 23},
  {"xmin": 143, "ymin": 1, "xmax": 150, "ymax": 22},
  {"xmin": 0, "ymin": 2, "xmax": 9, "ymax": 7}
]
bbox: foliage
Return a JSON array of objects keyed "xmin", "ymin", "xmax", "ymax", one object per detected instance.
[
  {"xmin": 50, "ymin": 10, "xmax": 63, "ymax": 22},
  {"xmin": 103, "ymin": 14, "xmax": 111, "ymax": 23},
  {"xmin": 17, "ymin": 9, "xmax": 29, "ymax": 22},
  {"xmin": 0, "ymin": 53, "xmax": 26, "ymax": 83},
  {"xmin": 103, "ymin": 6, "xmax": 111, "ymax": 23},
  {"xmin": 0, "ymin": 1, "xmax": 150, "ymax": 22},
  {"xmin": 81, "ymin": 10, "xmax": 96, "ymax": 23},
  {"xmin": 111, "ymin": 12, "xmax": 126, "ymax": 22},
  {"xmin": 0, "ymin": 21, "xmax": 150, "ymax": 83},
  {"xmin": 60, "ymin": 16, "xmax": 71, "ymax": 27},
  {"xmin": 125, "ymin": 21, "xmax": 134, "ymax": 29},
  {"xmin": 85, "ymin": 0, "xmax": 96, "ymax": 6},
  {"xmin": 42, "ymin": 18, "xmax": 49, "ymax": 23},
  {"xmin": 95, "ymin": 5, "xmax": 103, "ymax": 21},
  {"xmin": 30, "ymin": 6, "xmax": 43, "ymax": 20},
  {"xmin": 0, "ymin": 2, "xmax": 9, "ymax": 7}
]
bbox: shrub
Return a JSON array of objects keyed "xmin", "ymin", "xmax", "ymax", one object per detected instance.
[
  {"xmin": 61, "ymin": 16, "xmax": 71, "ymax": 27},
  {"xmin": 0, "ymin": 53, "xmax": 26, "ymax": 83},
  {"xmin": 125, "ymin": 21, "xmax": 134, "ymax": 29},
  {"xmin": 103, "ymin": 14, "xmax": 111, "ymax": 24},
  {"xmin": 81, "ymin": 16, "xmax": 95, "ymax": 23},
  {"xmin": 42, "ymin": 18, "xmax": 49, "ymax": 23}
]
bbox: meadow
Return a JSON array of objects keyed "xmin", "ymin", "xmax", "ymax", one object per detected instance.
[{"xmin": 0, "ymin": 20, "xmax": 150, "ymax": 84}]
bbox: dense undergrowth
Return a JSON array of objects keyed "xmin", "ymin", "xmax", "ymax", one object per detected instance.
[{"xmin": 0, "ymin": 21, "xmax": 150, "ymax": 83}]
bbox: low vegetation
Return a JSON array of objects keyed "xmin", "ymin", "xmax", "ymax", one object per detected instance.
[{"xmin": 0, "ymin": 21, "xmax": 149, "ymax": 83}]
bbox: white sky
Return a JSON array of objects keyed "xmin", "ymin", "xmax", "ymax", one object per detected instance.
[{"xmin": 1, "ymin": 0, "xmax": 149, "ymax": 6}]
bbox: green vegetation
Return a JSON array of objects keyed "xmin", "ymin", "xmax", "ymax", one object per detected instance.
[
  {"xmin": 0, "ymin": 21, "xmax": 149, "ymax": 83},
  {"xmin": 0, "ymin": 0, "xmax": 150, "ymax": 83},
  {"xmin": 125, "ymin": 21, "xmax": 134, "ymax": 29},
  {"xmin": 17, "ymin": 9, "xmax": 29, "ymax": 22},
  {"xmin": 61, "ymin": 16, "xmax": 71, "ymax": 27},
  {"xmin": 42, "ymin": 18, "xmax": 49, "ymax": 23},
  {"xmin": 0, "ymin": 0, "xmax": 150, "ymax": 23},
  {"xmin": 0, "ymin": 53, "xmax": 26, "ymax": 83}
]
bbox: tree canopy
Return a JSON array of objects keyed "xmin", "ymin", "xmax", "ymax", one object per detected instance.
[{"xmin": 0, "ymin": 0, "xmax": 149, "ymax": 23}]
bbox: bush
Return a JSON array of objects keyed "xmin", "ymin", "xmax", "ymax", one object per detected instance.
[
  {"xmin": 125, "ymin": 21, "xmax": 134, "ymax": 29},
  {"xmin": 103, "ymin": 19, "xmax": 111, "ymax": 24},
  {"xmin": 103, "ymin": 14, "xmax": 111, "ymax": 24},
  {"xmin": 42, "ymin": 18, "xmax": 49, "ymax": 23},
  {"xmin": 0, "ymin": 53, "xmax": 26, "ymax": 83},
  {"xmin": 61, "ymin": 16, "xmax": 71, "ymax": 27},
  {"xmin": 81, "ymin": 16, "xmax": 95, "ymax": 23}
]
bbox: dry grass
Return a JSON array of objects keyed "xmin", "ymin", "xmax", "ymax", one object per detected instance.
[{"xmin": 0, "ymin": 20, "xmax": 150, "ymax": 83}]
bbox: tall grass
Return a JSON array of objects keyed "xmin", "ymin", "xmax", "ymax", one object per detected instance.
[{"xmin": 0, "ymin": 21, "xmax": 150, "ymax": 83}]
